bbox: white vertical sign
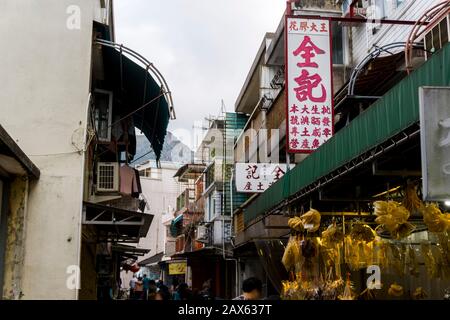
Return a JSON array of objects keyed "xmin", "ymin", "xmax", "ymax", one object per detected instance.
[
  {"xmin": 286, "ymin": 17, "xmax": 334, "ymax": 153},
  {"xmin": 419, "ymin": 87, "xmax": 450, "ymax": 201}
]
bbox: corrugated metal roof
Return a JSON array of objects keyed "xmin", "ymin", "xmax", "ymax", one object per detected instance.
[{"xmin": 244, "ymin": 42, "xmax": 450, "ymax": 225}]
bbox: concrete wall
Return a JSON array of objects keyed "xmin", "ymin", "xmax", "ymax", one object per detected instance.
[
  {"xmin": 351, "ymin": 0, "xmax": 440, "ymax": 66},
  {"xmin": 0, "ymin": 0, "xmax": 94, "ymax": 299},
  {"xmin": 1, "ymin": 177, "xmax": 29, "ymax": 299}
]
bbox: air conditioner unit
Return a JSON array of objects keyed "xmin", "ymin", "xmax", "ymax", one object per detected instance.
[
  {"xmin": 196, "ymin": 225, "xmax": 209, "ymax": 243},
  {"xmin": 96, "ymin": 162, "xmax": 119, "ymax": 192}
]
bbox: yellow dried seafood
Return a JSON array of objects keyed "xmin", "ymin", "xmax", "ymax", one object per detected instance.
[
  {"xmin": 374, "ymin": 201, "xmax": 413, "ymax": 239},
  {"xmin": 282, "ymin": 236, "xmax": 301, "ymax": 271},
  {"xmin": 402, "ymin": 182, "xmax": 422, "ymax": 213},
  {"xmin": 421, "ymin": 203, "xmax": 450, "ymax": 233},
  {"xmin": 350, "ymin": 222, "xmax": 376, "ymax": 242},
  {"xmin": 421, "ymin": 242, "xmax": 438, "ymax": 278},
  {"xmin": 412, "ymin": 287, "xmax": 427, "ymax": 300},
  {"xmin": 300, "ymin": 209, "xmax": 321, "ymax": 233},
  {"xmin": 388, "ymin": 283, "xmax": 404, "ymax": 297},
  {"xmin": 288, "ymin": 216, "xmax": 304, "ymax": 232},
  {"xmin": 321, "ymin": 222, "xmax": 344, "ymax": 245}
]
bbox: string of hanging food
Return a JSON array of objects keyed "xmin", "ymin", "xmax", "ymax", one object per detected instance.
[{"xmin": 280, "ymin": 182, "xmax": 450, "ymax": 300}]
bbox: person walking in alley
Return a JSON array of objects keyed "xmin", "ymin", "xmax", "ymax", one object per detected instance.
[
  {"xmin": 142, "ymin": 274, "xmax": 151, "ymax": 300},
  {"xmin": 155, "ymin": 285, "xmax": 171, "ymax": 300},
  {"xmin": 134, "ymin": 276, "xmax": 144, "ymax": 300},
  {"xmin": 199, "ymin": 279, "xmax": 213, "ymax": 300},
  {"xmin": 129, "ymin": 274, "xmax": 137, "ymax": 300},
  {"xmin": 233, "ymin": 277, "xmax": 263, "ymax": 300},
  {"xmin": 148, "ymin": 279, "xmax": 157, "ymax": 300},
  {"xmin": 173, "ymin": 283, "xmax": 192, "ymax": 300}
]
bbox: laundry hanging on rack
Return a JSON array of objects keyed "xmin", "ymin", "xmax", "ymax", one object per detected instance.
[
  {"xmin": 132, "ymin": 168, "xmax": 142, "ymax": 198},
  {"xmin": 120, "ymin": 164, "xmax": 140, "ymax": 197}
]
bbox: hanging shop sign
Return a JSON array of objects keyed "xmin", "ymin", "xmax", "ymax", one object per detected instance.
[
  {"xmin": 285, "ymin": 17, "xmax": 334, "ymax": 153},
  {"xmin": 235, "ymin": 163, "xmax": 294, "ymax": 193},
  {"xmin": 419, "ymin": 86, "xmax": 450, "ymax": 201},
  {"xmin": 168, "ymin": 262, "xmax": 187, "ymax": 275}
]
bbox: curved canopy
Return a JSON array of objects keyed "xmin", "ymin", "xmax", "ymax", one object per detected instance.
[{"xmin": 100, "ymin": 44, "xmax": 171, "ymax": 161}]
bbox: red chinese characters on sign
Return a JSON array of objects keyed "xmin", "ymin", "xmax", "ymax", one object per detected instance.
[{"xmin": 286, "ymin": 18, "xmax": 333, "ymax": 153}]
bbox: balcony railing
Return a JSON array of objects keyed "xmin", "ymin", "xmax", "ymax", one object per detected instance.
[{"xmin": 176, "ymin": 188, "xmax": 195, "ymax": 211}]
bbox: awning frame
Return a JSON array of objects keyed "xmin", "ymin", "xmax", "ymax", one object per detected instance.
[
  {"xmin": 83, "ymin": 201, "xmax": 153, "ymax": 242},
  {"xmin": 94, "ymin": 38, "xmax": 175, "ymax": 120}
]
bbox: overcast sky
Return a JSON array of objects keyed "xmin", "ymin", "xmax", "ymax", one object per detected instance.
[{"xmin": 114, "ymin": 0, "xmax": 286, "ymax": 148}]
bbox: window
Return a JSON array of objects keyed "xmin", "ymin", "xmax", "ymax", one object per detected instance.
[
  {"xmin": 396, "ymin": 0, "xmax": 405, "ymax": 8},
  {"xmin": 138, "ymin": 167, "xmax": 162, "ymax": 179},
  {"xmin": 93, "ymin": 89, "xmax": 113, "ymax": 142},
  {"xmin": 332, "ymin": 21, "xmax": 344, "ymax": 65},
  {"xmin": 423, "ymin": 16, "xmax": 450, "ymax": 60}
]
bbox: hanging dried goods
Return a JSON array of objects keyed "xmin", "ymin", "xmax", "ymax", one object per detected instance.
[
  {"xmin": 300, "ymin": 209, "xmax": 321, "ymax": 233},
  {"xmin": 288, "ymin": 216, "xmax": 304, "ymax": 232},
  {"xmin": 282, "ymin": 236, "xmax": 301, "ymax": 271},
  {"xmin": 421, "ymin": 203, "xmax": 450, "ymax": 233},
  {"xmin": 412, "ymin": 287, "xmax": 427, "ymax": 300},
  {"xmin": 388, "ymin": 283, "xmax": 404, "ymax": 297},
  {"xmin": 350, "ymin": 222, "xmax": 376, "ymax": 242},
  {"xmin": 402, "ymin": 182, "xmax": 422, "ymax": 213},
  {"xmin": 373, "ymin": 201, "xmax": 414, "ymax": 239}
]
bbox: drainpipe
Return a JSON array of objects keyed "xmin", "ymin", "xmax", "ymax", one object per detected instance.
[{"xmin": 75, "ymin": 92, "xmax": 92, "ymax": 300}]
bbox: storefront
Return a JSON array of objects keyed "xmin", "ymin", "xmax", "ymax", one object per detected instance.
[{"xmin": 243, "ymin": 41, "xmax": 450, "ymax": 300}]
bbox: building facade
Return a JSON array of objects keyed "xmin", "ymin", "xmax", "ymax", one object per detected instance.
[
  {"xmin": 232, "ymin": 0, "xmax": 450, "ymax": 299},
  {"xmin": 0, "ymin": 0, "xmax": 174, "ymax": 299}
]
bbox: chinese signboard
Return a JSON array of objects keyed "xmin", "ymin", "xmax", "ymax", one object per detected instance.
[
  {"xmin": 286, "ymin": 17, "xmax": 333, "ymax": 153},
  {"xmin": 419, "ymin": 87, "xmax": 450, "ymax": 201},
  {"xmin": 168, "ymin": 262, "xmax": 187, "ymax": 275},
  {"xmin": 235, "ymin": 163, "xmax": 294, "ymax": 193}
]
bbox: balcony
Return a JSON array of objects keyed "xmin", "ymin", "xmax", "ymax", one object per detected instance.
[{"xmin": 176, "ymin": 188, "xmax": 195, "ymax": 212}]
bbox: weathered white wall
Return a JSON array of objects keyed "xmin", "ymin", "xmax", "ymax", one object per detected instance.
[
  {"xmin": 351, "ymin": 0, "xmax": 441, "ymax": 66},
  {"xmin": 0, "ymin": 0, "xmax": 94, "ymax": 299}
]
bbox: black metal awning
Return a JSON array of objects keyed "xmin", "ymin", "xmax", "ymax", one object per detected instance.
[
  {"xmin": 83, "ymin": 201, "xmax": 153, "ymax": 243},
  {"xmin": 95, "ymin": 39, "xmax": 175, "ymax": 162},
  {"xmin": 138, "ymin": 252, "xmax": 164, "ymax": 266},
  {"xmin": 112, "ymin": 244, "xmax": 150, "ymax": 261},
  {"xmin": 171, "ymin": 247, "xmax": 221, "ymax": 259}
]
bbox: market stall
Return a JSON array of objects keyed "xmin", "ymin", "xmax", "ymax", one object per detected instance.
[{"xmin": 281, "ymin": 182, "xmax": 450, "ymax": 300}]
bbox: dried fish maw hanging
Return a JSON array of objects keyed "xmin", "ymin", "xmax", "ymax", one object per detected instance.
[
  {"xmin": 288, "ymin": 216, "xmax": 305, "ymax": 232},
  {"xmin": 322, "ymin": 222, "xmax": 344, "ymax": 245},
  {"xmin": 282, "ymin": 236, "xmax": 301, "ymax": 271},
  {"xmin": 300, "ymin": 209, "xmax": 321, "ymax": 233},
  {"xmin": 412, "ymin": 287, "xmax": 427, "ymax": 300},
  {"xmin": 422, "ymin": 203, "xmax": 450, "ymax": 233},
  {"xmin": 421, "ymin": 242, "xmax": 437, "ymax": 278},
  {"xmin": 402, "ymin": 182, "xmax": 423, "ymax": 213},
  {"xmin": 350, "ymin": 222, "xmax": 376, "ymax": 242},
  {"xmin": 388, "ymin": 244, "xmax": 404, "ymax": 276},
  {"xmin": 388, "ymin": 283, "xmax": 404, "ymax": 297},
  {"xmin": 393, "ymin": 222, "xmax": 415, "ymax": 240},
  {"xmin": 374, "ymin": 201, "xmax": 412, "ymax": 239},
  {"xmin": 406, "ymin": 245, "xmax": 420, "ymax": 277}
]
